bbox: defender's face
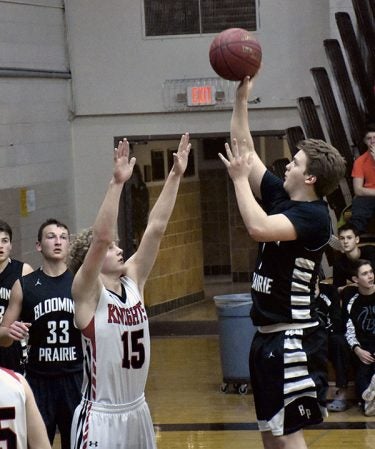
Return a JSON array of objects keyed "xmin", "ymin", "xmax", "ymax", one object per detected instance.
[
  {"xmin": 36, "ymin": 224, "xmax": 69, "ymax": 261},
  {"xmin": 283, "ymin": 150, "xmax": 309, "ymax": 194},
  {"xmin": 338, "ymin": 230, "xmax": 359, "ymax": 253},
  {"xmin": 0, "ymin": 232, "xmax": 12, "ymax": 266},
  {"xmin": 102, "ymin": 242, "xmax": 125, "ymax": 275}
]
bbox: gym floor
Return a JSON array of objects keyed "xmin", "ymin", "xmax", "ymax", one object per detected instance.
[{"xmin": 53, "ymin": 276, "xmax": 375, "ymax": 448}]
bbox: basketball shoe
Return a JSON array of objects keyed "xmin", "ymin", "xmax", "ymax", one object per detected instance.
[{"xmin": 362, "ymin": 374, "xmax": 375, "ymax": 416}]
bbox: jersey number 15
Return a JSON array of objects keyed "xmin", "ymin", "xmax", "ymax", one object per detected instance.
[{"xmin": 122, "ymin": 329, "xmax": 145, "ymax": 369}]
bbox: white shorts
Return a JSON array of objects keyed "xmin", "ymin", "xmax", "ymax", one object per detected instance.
[{"xmin": 71, "ymin": 393, "xmax": 156, "ymax": 449}]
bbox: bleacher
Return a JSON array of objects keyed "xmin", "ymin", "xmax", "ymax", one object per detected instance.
[{"xmin": 279, "ymin": 0, "xmax": 375, "ymax": 245}]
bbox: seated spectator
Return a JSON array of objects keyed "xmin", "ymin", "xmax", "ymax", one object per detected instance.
[
  {"xmin": 344, "ymin": 259, "xmax": 375, "ymax": 416},
  {"xmin": 316, "ymin": 281, "xmax": 353, "ymax": 412},
  {"xmin": 325, "ymin": 223, "xmax": 375, "ymax": 411},
  {"xmin": 349, "ymin": 124, "xmax": 375, "ymax": 234},
  {"xmin": 333, "ymin": 223, "xmax": 375, "ymax": 293}
]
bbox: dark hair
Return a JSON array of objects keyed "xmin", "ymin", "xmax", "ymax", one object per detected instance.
[
  {"xmin": 359, "ymin": 124, "xmax": 375, "ymax": 154},
  {"xmin": 296, "ymin": 139, "xmax": 346, "ymax": 198},
  {"xmin": 0, "ymin": 220, "xmax": 12, "ymax": 241},
  {"xmin": 364, "ymin": 123, "xmax": 375, "ymax": 133},
  {"xmin": 337, "ymin": 222, "xmax": 360, "ymax": 238},
  {"xmin": 351, "ymin": 258, "xmax": 373, "ymax": 278},
  {"xmin": 37, "ymin": 218, "xmax": 69, "ymax": 242}
]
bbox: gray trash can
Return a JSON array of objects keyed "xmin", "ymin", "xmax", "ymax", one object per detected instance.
[{"xmin": 213, "ymin": 293, "xmax": 256, "ymax": 395}]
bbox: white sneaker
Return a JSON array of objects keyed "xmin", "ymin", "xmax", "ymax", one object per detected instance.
[
  {"xmin": 362, "ymin": 374, "xmax": 375, "ymax": 402},
  {"xmin": 364, "ymin": 399, "xmax": 375, "ymax": 416}
]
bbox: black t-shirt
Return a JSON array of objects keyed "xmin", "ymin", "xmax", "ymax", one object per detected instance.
[
  {"xmin": 345, "ymin": 289, "xmax": 375, "ymax": 350},
  {"xmin": 0, "ymin": 259, "xmax": 23, "ymax": 322},
  {"xmin": 332, "ymin": 245, "xmax": 375, "ymax": 290},
  {"xmin": 250, "ymin": 171, "xmax": 331, "ymax": 326},
  {"xmin": 20, "ymin": 268, "xmax": 83, "ymax": 377}
]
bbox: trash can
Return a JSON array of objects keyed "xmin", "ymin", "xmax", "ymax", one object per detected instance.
[{"xmin": 213, "ymin": 293, "xmax": 256, "ymax": 395}]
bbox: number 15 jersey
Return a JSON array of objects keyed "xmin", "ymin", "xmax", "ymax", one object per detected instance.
[{"xmin": 80, "ymin": 276, "xmax": 150, "ymax": 404}]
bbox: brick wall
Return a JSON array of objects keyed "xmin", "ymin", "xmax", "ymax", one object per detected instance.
[{"xmin": 145, "ymin": 180, "xmax": 204, "ymax": 314}]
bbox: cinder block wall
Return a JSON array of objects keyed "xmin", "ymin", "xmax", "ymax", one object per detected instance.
[
  {"xmin": 0, "ymin": 180, "xmax": 72, "ymax": 269},
  {"xmin": 144, "ymin": 180, "xmax": 204, "ymax": 315},
  {"xmin": 200, "ymin": 168, "xmax": 231, "ymax": 277}
]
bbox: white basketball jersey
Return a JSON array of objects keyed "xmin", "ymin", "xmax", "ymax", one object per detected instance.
[
  {"xmin": 80, "ymin": 276, "xmax": 150, "ymax": 404},
  {"xmin": 0, "ymin": 368, "xmax": 27, "ymax": 449}
]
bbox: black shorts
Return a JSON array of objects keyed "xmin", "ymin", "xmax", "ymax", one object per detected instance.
[
  {"xmin": 27, "ymin": 370, "xmax": 83, "ymax": 449},
  {"xmin": 0, "ymin": 342, "xmax": 24, "ymax": 373},
  {"xmin": 250, "ymin": 325, "xmax": 328, "ymax": 436}
]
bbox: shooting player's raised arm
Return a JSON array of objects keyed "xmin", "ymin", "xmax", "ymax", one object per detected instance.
[{"xmin": 230, "ymin": 77, "xmax": 266, "ymax": 199}]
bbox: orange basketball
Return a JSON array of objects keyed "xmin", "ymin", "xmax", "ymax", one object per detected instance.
[{"xmin": 209, "ymin": 28, "xmax": 262, "ymax": 81}]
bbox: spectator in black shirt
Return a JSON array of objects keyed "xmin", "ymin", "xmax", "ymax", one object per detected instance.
[
  {"xmin": 316, "ymin": 281, "xmax": 353, "ymax": 412},
  {"xmin": 344, "ymin": 259, "xmax": 375, "ymax": 416},
  {"xmin": 326, "ymin": 223, "xmax": 375, "ymax": 411},
  {"xmin": 333, "ymin": 223, "xmax": 375, "ymax": 294}
]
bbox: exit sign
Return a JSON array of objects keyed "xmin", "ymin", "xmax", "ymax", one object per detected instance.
[{"xmin": 187, "ymin": 85, "xmax": 216, "ymax": 106}]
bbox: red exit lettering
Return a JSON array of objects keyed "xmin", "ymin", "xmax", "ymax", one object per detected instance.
[{"xmin": 187, "ymin": 86, "xmax": 216, "ymax": 106}]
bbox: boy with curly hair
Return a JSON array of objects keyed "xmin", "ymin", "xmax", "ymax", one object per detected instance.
[{"xmin": 69, "ymin": 134, "xmax": 191, "ymax": 449}]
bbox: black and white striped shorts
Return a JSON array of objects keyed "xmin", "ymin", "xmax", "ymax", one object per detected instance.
[{"xmin": 250, "ymin": 325, "xmax": 328, "ymax": 436}]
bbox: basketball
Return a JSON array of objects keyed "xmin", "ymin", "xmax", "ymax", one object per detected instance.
[{"xmin": 209, "ymin": 28, "xmax": 262, "ymax": 81}]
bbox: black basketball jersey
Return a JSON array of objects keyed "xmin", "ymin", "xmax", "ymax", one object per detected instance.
[
  {"xmin": 0, "ymin": 259, "xmax": 23, "ymax": 322},
  {"xmin": 250, "ymin": 171, "xmax": 331, "ymax": 327},
  {"xmin": 0, "ymin": 259, "xmax": 24, "ymax": 372},
  {"xmin": 20, "ymin": 268, "xmax": 83, "ymax": 377}
]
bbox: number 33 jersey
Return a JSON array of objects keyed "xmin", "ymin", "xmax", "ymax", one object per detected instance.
[
  {"xmin": 80, "ymin": 276, "xmax": 150, "ymax": 404},
  {"xmin": 20, "ymin": 268, "xmax": 83, "ymax": 376}
]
